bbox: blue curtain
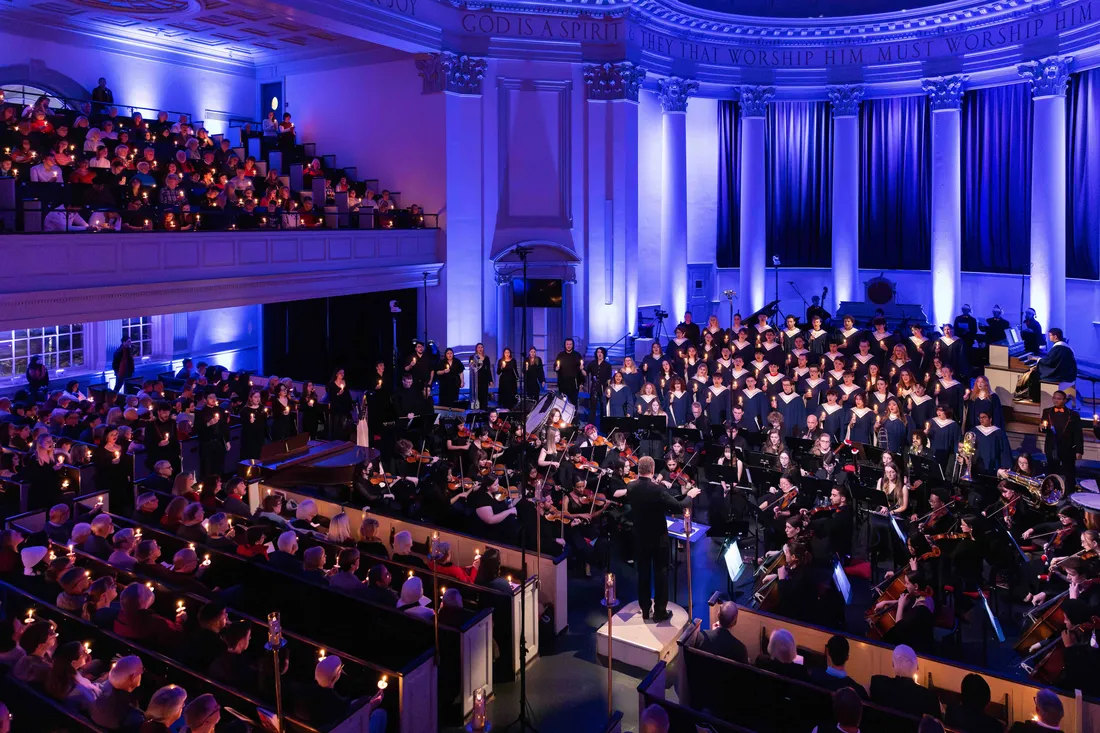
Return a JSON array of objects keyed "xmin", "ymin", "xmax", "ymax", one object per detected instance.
[
  {"xmin": 764, "ymin": 102, "xmax": 832, "ymax": 267},
  {"xmin": 716, "ymin": 101, "xmax": 741, "ymax": 268},
  {"xmin": 961, "ymin": 83, "xmax": 1033, "ymax": 274},
  {"xmin": 1067, "ymin": 69, "xmax": 1100, "ymax": 281},
  {"xmin": 859, "ymin": 96, "xmax": 932, "ymax": 270}
]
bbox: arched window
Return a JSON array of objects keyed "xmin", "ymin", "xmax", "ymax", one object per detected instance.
[{"xmin": 0, "ymin": 83, "xmax": 68, "ymax": 112}]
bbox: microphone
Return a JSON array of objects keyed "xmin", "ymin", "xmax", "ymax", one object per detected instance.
[{"xmin": 787, "ymin": 280, "xmax": 795, "ymax": 285}]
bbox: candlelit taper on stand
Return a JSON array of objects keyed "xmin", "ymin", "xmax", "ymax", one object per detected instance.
[
  {"xmin": 265, "ymin": 611, "xmax": 287, "ymax": 733},
  {"xmin": 602, "ymin": 573, "xmax": 620, "ymax": 721},
  {"xmin": 684, "ymin": 508, "xmax": 693, "ymax": 619}
]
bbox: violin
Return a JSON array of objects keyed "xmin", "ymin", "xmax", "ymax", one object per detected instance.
[
  {"xmin": 806, "ymin": 504, "xmax": 837, "ymax": 517},
  {"xmin": 543, "ymin": 506, "xmax": 585, "ymax": 524},
  {"xmin": 369, "ymin": 472, "xmax": 398, "ymax": 485},
  {"xmin": 927, "ymin": 530, "xmax": 971, "ymax": 542},
  {"xmin": 479, "ymin": 437, "xmax": 505, "ymax": 452},
  {"xmin": 1046, "ymin": 525, "xmax": 1076, "ymax": 551},
  {"xmin": 405, "ymin": 449, "xmax": 433, "ymax": 465},
  {"xmin": 620, "ymin": 448, "xmax": 639, "ymax": 467},
  {"xmin": 865, "ymin": 577, "xmax": 934, "ymax": 640},
  {"xmin": 448, "ymin": 477, "xmax": 475, "ymax": 492},
  {"xmin": 456, "ymin": 425, "xmax": 470, "ymax": 438},
  {"xmin": 574, "ymin": 456, "xmax": 602, "ymax": 473},
  {"xmin": 591, "ymin": 435, "xmax": 612, "ymax": 447},
  {"xmin": 777, "ymin": 487, "xmax": 799, "ymax": 511},
  {"xmin": 1017, "ymin": 580, "xmax": 1100, "ymax": 683}
]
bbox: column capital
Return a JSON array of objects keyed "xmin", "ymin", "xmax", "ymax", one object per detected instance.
[
  {"xmin": 415, "ymin": 52, "xmax": 487, "ymax": 95},
  {"xmin": 658, "ymin": 77, "xmax": 699, "ymax": 113},
  {"xmin": 921, "ymin": 75, "xmax": 968, "ymax": 111},
  {"xmin": 826, "ymin": 84, "xmax": 864, "ymax": 117},
  {"xmin": 584, "ymin": 62, "xmax": 646, "ymax": 102},
  {"xmin": 738, "ymin": 85, "xmax": 775, "ymax": 118},
  {"xmin": 494, "ymin": 272, "xmax": 513, "ymax": 286},
  {"xmin": 1018, "ymin": 56, "xmax": 1074, "ymax": 98}
]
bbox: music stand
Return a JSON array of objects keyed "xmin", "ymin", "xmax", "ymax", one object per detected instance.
[
  {"xmin": 786, "ymin": 436, "xmax": 813, "ymax": 457},
  {"xmin": 671, "ymin": 427, "xmax": 704, "ymax": 446},
  {"xmin": 601, "ymin": 416, "xmax": 635, "ymax": 439},
  {"xmin": 741, "ymin": 431, "xmax": 768, "ymax": 450},
  {"xmin": 635, "ymin": 415, "xmax": 667, "ymax": 436},
  {"xmin": 911, "ymin": 455, "xmax": 945, "ymax": 483},
  {"xmin": 799, "ymin": 476, "xmax": 832, "ymax": 501}
]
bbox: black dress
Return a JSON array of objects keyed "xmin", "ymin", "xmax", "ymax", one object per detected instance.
[
  {"xmin": 270, "ymin": 399, "xmax": 297, "ymax": 441},
  {"xmin": 497, "ymin": 358, "xmax": 519, "ymax": 408},
  {"xmin": 524, "ymin": 357, "xmax": 545, "ymax": 398},
  {"xmin": 238, "ymin": 406, "xmax": 268, "ymax": 460},
  {"xmin": 436, "ymin": 358, "xmax": 464, "ymax": 407},
  {"xmin": 325, "ymin": 381, "xmax": 355, "ymax": 440},
  {"xmin": 298, "ymin": 392, "xmax": 326, "ymax": 437}
]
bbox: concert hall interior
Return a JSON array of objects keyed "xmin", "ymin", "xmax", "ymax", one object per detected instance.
[{"xmin": 5, "ymin": 0, "xmax": 1100, "ymax": 732}]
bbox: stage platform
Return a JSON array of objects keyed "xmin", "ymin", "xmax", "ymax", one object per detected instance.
[{"xmin": 595, "ymin": 601, "xmax": 689, "ymax": 672}]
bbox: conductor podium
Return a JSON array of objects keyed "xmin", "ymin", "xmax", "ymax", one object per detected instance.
[{"xmin": 596, "ymin": 601, "xmax": 689, "ymax": 670}]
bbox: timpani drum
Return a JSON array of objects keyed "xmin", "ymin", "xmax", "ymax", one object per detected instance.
[{"xmin": 1071, "ymin": 491, "xmax": 1100, "ymax": 531}]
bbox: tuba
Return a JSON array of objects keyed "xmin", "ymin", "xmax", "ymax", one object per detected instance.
[
  {"xmin": 958, "ymin": 432, "xmax": 977, "ymax": 482},
  {"xmin": 1000, "ymin": 470, "xmax": 1065, "ymax": 506}
]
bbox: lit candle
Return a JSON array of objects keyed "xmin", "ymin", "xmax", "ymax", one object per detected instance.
[
  {"xmin": 48, "ymin": 550, "xmax": 56, "ymax": 561},
  {"xmin": 408, "ymin": 570, "xmax": 414, "ymax": 578},
  {"xmin": 605, "ymin": 572, "xmax": 618, "ymax": 606},
  {"xmin": 61, "ymin": 479, "xmax": 69, "ymax": 489},
  {"xmin": 23, "ymin": 608, "xmax": 34, "ymax": 624},
  {"xmin": 377, "ymin": 675, "xmax": 388, "ymax": 691},
  {"xmin": 683, "ymin": 508, "xmax": 692, "ymax": 534},
  {"xmin": 145, "ymin": 582, "xmax": 153, "ymax": 590},
  {"xmin": 318, "ymin": 648, "xmax": 326, "ymax": 660},
  {"xmin": 83, "ymin": 641, "xmax": 92, "ymax": 654},
  {"xmin": 67, "ymin": 544, "xmax": 74, "ymax": 557},
  {"xmin": 57, "ymin": 455, "xmax": 64, "ymax": 464},
  {"xmin": 176, "ymin": 600, "xmax": 186, "ymax": 614},
  {"xmin": 113, "ymin": 450, "xmax": 120, "ymax": 460},
  {"xmin": 474, "ymin": 548, "xmax": 481, "ymax": 561},
  {"xmin": 202, "ymin": 554, "xmax": 211, "ymax": 566},
  {"xmin": 472, "ymin": 687, "xmax": 487, "ymax": 731}
]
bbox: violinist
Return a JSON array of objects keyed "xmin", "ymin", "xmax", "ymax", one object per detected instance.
[
  {"xmin": 1025, "ymin": 531, "xmax": 1099, "ymax": 609},
  {"xmin": 983, "ymin": 481, "xmax": 1033, "ymax": 540},
  {"xmin": 575, "ymin": 423, "xmax": 602, "ymax": 451},
  {"xmin": 561, "ymin": 476, "xmax": 608, "ymax": 577},
  {"xmin": 601, "ymin": 431, "xmax": 634, "ymax": 470},
  {"xmin": 914, "ymin": 488, "xmax": 954, "ymax": 536},
  {"xmin": 804, "ymin": 486, "xmax": 855, "ymax": 560},
  {"xmin": 467, "ymin": 475, "xmax": 520, "ymax": 544},
  {"xmin": 759, "ymin": 476, "xmax": 803, "ymax": 540},
  {"xmin": 659, "ymin": 455, "xmax": 692, "ymax": 494},
  {"xmin": 1059, "ymin": 597, "xmax": 1100, "ymax": 698},
  {"xmin": 666, "ymin": 438, "xmax": 691, "ymax": 466},
  {"xmin": 1022, "ymin": 505, "xmax": 1083, "ymax": 558},
  {"xmin": 719, "ymin": 421, "xmax": 749, "ymax": 455},
  {"xmin": 445, "ymin": 419, "xmax": 475, "ymax": 475},
  {"xmin": 537, "ymin": 429, "xmax": 562, "ymax": 477},
  {"xmin": 945, "ymin": 515, "xmax": 984, "ymax": 601}
]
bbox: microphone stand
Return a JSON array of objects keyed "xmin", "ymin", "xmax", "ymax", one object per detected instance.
[{"xmin": 788, "ymin": 282, "xmax": 810, "ymax": 314}]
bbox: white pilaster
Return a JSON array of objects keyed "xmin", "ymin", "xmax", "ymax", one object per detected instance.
[
  {"xmin": 659, "ymin": 77, "xmax": 698, "ymax": 320},
  {"xmin": 923, "ymin": 75, "xmax": 967, "ymax": 329},
  {"xmin": 827, "ymin": 85, "xmax": 863, "ymax": 307},
  {"xmin": 1020, "ymin": 57, "xmax": 1073, "ymax": 334},
  {"xmin": 417, "ymin": 52, "xmax": 488, "ymax": 354},
  {"xmin": 738, "ymin": 86, "xmax": 773, "ymax": 315}
]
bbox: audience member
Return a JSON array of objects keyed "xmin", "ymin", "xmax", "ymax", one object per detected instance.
[
  {"xmin": 12, "ymin": 619, "xmax": 58, "ymax": 684},
  {"xmin": 362, "ymin": 564, "xmax": 398, "ymax": 607},
  {"xmin": 870, "ymin": 645, "xmax": 941, "ymax": 720},
  {"xmin": 142, "ymin": 684, "xmax": 188, "ymax": 733},
  {"xmin": 305, "ymin": 655, "xmax": 387, "ymax": 733},
  {"xmin": 1008, "ymin": 689, "xmax": 1063, "ymax": 732},
  {"xmin": 755, "ymin": 628, "xmax": 808, "ymax": 681},
  {"xmin": 638, "ymin": 704, "xmax": 670, "ymax": 733},
  {"xmin": 809, "ymin": 635, "xmax": 867, "ymax": 698},
  {"xmin": 268, "ymin": 531, "xmax": 302, "ymax": 574},
  {"xmin": 690, "ymin": 601, "xmax": 748, "ymax": 663},
  {"xmin": 811, "ymin": 688, "xmax": 862, "ymax": 733},
  {"xmin": 90, "ymin": 654, "xmax": 145, "ymax": 732}
]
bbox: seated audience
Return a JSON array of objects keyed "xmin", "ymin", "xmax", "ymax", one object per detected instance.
[
  {"xmin": 362, "ymin": 564, "xmax": 398, "ymax": 607},
  {"xmin": 811, "ymin": 688, "xmax": 862, "ymax": 733},
  {"xmin": 268, "ymin": 531, "xmax": 302, "ymax": 574},
  {"xmin": 142, "ymin": 684, "xmax": 188, "ymax": 733},
  {"xmin": 870, "ymin": 645, "xmax": 942, "ymax": 720},
  {"xmin": 391, "ymin": 530, "xmax": 427, "ymax": 569},
  {"xmin": 44, "ymin": 640, "xmax": 104, "ymax": 713},
  {"xmin": 808, "ymin": 635, "xmax": 867, "ymax": 698},
  {"xmin": 207, "ymin": 622, "xmax": 252, "ymax": 687},
  {"xmin": 755, "ymin": 628, "xmax": 808, "ymax": 681},
  {"xmin": 397, "ymin": 576, "xmax": 434, "ymax": 621},
  {"xmin": 1008, "ymin": 688, "xmax": 1063, "ymax": 732},
  {"xmin": 304, "ymin": 655, "xmax": 387, "ymax": 733},
  {"xmin": 689, "ymin": 601, "xmax": 748, "ymax": 663},
  {"xmin": 113, "ymin": 582, "xmax": 185, "ymax": 648},
  {"xmin": 12, "ymin": 619, "xmax": 57, "ymax": 684},
  {"xmin": 89, "ymin": 654, "xmax": 144, "ymax": 732}
]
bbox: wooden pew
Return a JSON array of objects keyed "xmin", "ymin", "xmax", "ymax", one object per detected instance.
[
  {"xmin": 270, "ymin": 488, "xmax": 541, "ymax": 677},
  {"xmin": 0, "ymin": 581, "xmax": 328, "ymax": 733},
  {"xmin": 710, "ymin": 599, "xmax": 1099, "ymax": 729},
  {"xmin": 0, "ymin": 673, "xmax": 107, "ymax": 732},
  {"xmin": 58, "ymin": 499, "xmax": 491, "ymax": 726},
  {"xmin": 635, "ymin": 660, "xmax": 754, "ymax": 733},
  {"xmin": 5, "ymin": 541, "xmax": 434, "ymax": 733},
  {"xmin": 264, "ymin": 486, "xmax": 569, "ymax": 636}
]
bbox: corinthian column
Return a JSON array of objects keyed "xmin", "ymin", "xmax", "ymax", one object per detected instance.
[
  {"xmin": 416, "ymin": 52, "xmax": 488, "ymax": 352},
  {"xmin": 658, "ymin": 77, "xmax": 698, "ymax": 321},
  {"xmin": 922, "ymin": 75, "xmax": 967, "ymax": 329},
  {"xmin": 738, "ymin": 85, "xmax": 774, "ymax": 314},
  {"xmin": 1019, "ymin": 56, "xmax": 1073, "ymax": 335},
  {"xmin": 827, "ymin": 85, "xmax": 864, "ymax": 307}
]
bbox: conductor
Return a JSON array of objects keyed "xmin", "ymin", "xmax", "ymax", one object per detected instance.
[{"xmin": 615, "ymin": 456, "xmax": 700, "ymax": 622}]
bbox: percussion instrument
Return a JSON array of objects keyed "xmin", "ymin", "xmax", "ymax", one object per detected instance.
[
  {"xmin": 1071, "ymin": 491, "xmax": 1100, "ymax": 532},
  {"xmin": 524, "ymin": 391, "xmax": 577, "ymax": 435}
]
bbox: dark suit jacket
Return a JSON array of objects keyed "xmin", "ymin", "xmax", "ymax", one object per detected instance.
[
  {"xmin": 944, "ymin": 703, "xmax": 1004, "ymax": 733},
  {"xmin": 691, "ymin": 627, "xmax": 747, "ymax": 664},
  {"xmin": 755, "ymin": 656, "xmax": 810, "ymax": 682},
  {"xmin": 808, "ymin": 668, "xmax": 867, "ymax": 699},
  {"xmin": 870, "ymin": 674, "xmax": 941, "ymax": 719},
  {"xmin": 1008, "ymin": 723, "xmax": 1061, "ymax": 733},
  {"xmin": 267, "ymin": 550, "xmax": 302, "ymax": 575},
  {"xmin": 626, "ymin": 476, "xmax": 692, "ymax": 549},
  {"xmin": 1040, "ymin": 407, "xmax": 1084, "ymax": 460}
]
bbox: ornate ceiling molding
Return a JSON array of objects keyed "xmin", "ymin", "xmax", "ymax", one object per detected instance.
[
  {"xmin": 922, "ymin": 74, "xmax": 968, "ymax": 109},
  {"xmin": 416, "ymin": 51, "xmax": 488, "ymax": 94},
  {"xmin": 658, "ymin": 76, "xmax": 699, "ymax": 111},
  {"xmin": 1018, "ymin": 54, "xmax": 1074, "ymax": 97},
  {"xmin": 826, "ymin": 84, "xmax": 864, "ymax": 116},
  {"xmin": 583, "ymin": 61, "xmax": 646, "ymax": 101}
]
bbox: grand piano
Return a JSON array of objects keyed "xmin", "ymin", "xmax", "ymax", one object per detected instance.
[{"xmin": 239, "ymin": 433, "xmax": 373, "ymax": 488}]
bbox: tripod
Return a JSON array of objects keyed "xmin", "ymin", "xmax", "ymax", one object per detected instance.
[
  {"xmin": 504, "ymin": 244, "xmax": 539, "ymax": 733},
  {"xmin": 652, "ymin": 311, "xmax": 669, "ymax": 345}
]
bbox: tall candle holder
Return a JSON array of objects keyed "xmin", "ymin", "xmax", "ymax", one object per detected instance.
[
  {"xmin": 601, "ymin": 573, "xmax": 621, "ymax": 720},
  {"xmin": 265, "ymin": 612, "xmax": 287, "ymax": 732},
  {"xmin": 466, "ymin": 686, "xmax": 490, "ymax": 732},
  {"xmin": 684, "ymin": 508, "xmax": 693, "ymax": 618}
]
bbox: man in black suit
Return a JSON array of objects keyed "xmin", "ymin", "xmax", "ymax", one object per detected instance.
[
  {"xmin": 554, "ymin": 339, "xmax": 585, "ymax": 407},
  {"xmin": 1008, "ymin": 688, "xmax": 1063, "ymax": 732},
  {"xmin": 196, "ymin": 391, "xmax": 230, "ymax": 478},
  {"xmin": 809, "ymin": 635, "xmax": 867, "ymax": 699},
  {"xmin": 1040, "ymin": 390, "xmax": 1084, "ymax": 493},
  {"xmin": 689, "ymin": 601, "xmax": 747, "ymax": 663},
  {"xmin": 869, "ymin": 644, "xmax": 941, "ymax": 720},
  {"xmin": 616, "ymin": 456, "xmax": 700, "ymax": 621},
  {"xmin": 267, "ymin": 531, "xmax": 303, "ymax": 575},
  {"xmin": 675, "ymin": 311, "xmax": 701, "ymax": 345}
]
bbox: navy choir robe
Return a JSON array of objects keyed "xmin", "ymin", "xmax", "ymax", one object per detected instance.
[
  {"xmin": 818, "ymin": 403, "xmax": 847, "ymax": 443},
  {"xmin": 705, "ymin": 385, "xmax": 732, "ymax": 425},
  {"xmin": 1038, "ymin": 342, "xmax": 1078, "ymax": 383},
  {"xmin": 606, "ymin": 384, "xmax": 634, "ymax": 418},
  {"xmin": 774, "ymin": 392, "xmax": 807, "ymax": 437},
  {"xmin": 965, "ymin": 394, "xmax": 1004, "ymax": 431},
  {"xmin": 847, "ymin": 407, "xmax": 875, "ymax": 445},
  {"xmin": 906, "ymin": 394, "xmax": 937, "ymax": 431},
  {"xmin": 973, "ymin": 425, "xmax": 1012, "ymax": 474},
  {"xmin": 880, "ymin": 414, "xmax": 910, "ymax": 453},
  {"xmin": 739, "ymin": 389, "xmax": 769, "ymax": 431},
  {"xmin": 927, "ymin": 418, "xmax": 962, "ymax": 465}
]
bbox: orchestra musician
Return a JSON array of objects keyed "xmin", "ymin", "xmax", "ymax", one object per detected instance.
[
  {"xmin": 873, "ymin": 567, "xmax": 936, "ymax": 653},
  {"xmin": 1016, "ymin": 327, "xmax": 1077, "ymax": 402},
  {"xmin": 804, "ymin": 485, "xmax": 855, "ymax": 560}
]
